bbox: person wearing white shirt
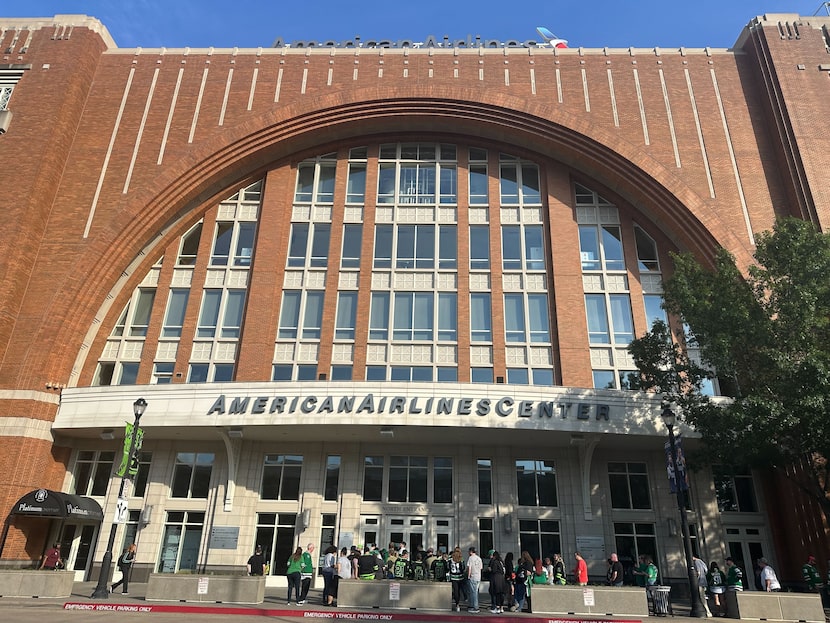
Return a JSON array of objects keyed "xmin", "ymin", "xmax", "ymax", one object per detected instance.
[{"xmin": 758, "ymin": 558, "xmax": 781, "ymax": 592}]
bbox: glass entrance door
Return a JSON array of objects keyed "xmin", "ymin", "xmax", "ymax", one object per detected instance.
[
  {"xmin": 726, "ymin": 527, "xmax": 767, "ymax": 591},
  {"xmin": 60, "ymin": 523, "xmax": 99, "ymax": 581}
]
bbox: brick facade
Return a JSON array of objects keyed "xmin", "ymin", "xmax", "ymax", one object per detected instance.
[{"xmin": 0, "ymin": 12, "xmax": 827, "ymax": 580}]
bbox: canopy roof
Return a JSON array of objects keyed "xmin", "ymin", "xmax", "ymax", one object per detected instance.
[{"xmin": 11, "ymin": 488, "xmax": 104, "ymax": 522}]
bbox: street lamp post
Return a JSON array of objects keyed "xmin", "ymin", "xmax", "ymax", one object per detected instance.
[
  {"xmin": 661, "ymin": 402, "xmax": 706, "ymax": 618},
  {"xmin": 91, "ymin": 397, "xmax": 147, "ymax": 599}
]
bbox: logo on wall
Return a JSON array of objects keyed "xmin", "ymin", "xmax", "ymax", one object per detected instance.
[{"xmin": 34, "ymin": 489, "xmax": 48, "ymax": 502}]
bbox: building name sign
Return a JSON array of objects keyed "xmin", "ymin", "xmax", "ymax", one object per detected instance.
[
  {"xmin": 207, "ymin": 393, "xmax": 611, "ymax": 421},
  {"xmin": 273, "ymin": 35, "xmax": 548, "ymax": 50}
]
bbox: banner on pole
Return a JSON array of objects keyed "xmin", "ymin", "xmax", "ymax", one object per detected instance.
[
  {"xmin": 115, "ymin": 423, "xmax": 144, "ymax": 478},
  {"xmin": 664, "ymin": 434, "xmax": 689, "ymax": 493}
]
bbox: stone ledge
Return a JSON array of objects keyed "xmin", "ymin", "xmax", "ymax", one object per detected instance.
[{"xmin": 145, "ymin": 573, "xmax": 265, "ymax": 604}]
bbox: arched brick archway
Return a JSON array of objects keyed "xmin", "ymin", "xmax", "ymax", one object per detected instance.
[{"xmin": 36, "ymin": 95, "xmax": 754, "ymax": 387}]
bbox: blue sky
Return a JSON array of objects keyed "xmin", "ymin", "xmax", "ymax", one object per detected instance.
[{"xmin": 6, "ymin": 1, "xmax": 826, "ymax": 49}]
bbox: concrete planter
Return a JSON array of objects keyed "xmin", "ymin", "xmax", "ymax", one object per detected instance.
[
  {"xmin": 530, "ymin": 584, "xmax": 650, "ymax": 616},
  {"xmin": 0, "ymin": 569, "xmax": 75, "ymax": 598},
  {"xmin": 145, "ymin": 573, "xmax": 265, "ymax": 604},
  {"xmin": 723, "ymin": 590, "xmax": 824, "ymax": 622},
  {"xmin": 336, "ymin": 579, "xmax": 451, "ymax": 610}
]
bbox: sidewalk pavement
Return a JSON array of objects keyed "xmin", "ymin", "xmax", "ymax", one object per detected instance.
[{"xmin": 0, "ymin": 580, "xmax": 795, "ymax": 623}]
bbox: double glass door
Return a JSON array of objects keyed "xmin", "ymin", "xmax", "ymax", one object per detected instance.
[
  {"xmin": 725, "ymin": 527, "xmax": 767, "ymax": 591},
  {"xmin": 360, "ymin": 515, "xmax": 453, "ymax": 554},
  {"xmin": 59, "ymin": 523, "xmax": 98, "ymax": 581}
]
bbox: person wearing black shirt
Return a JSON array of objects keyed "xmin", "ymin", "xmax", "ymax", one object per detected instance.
[
  {"xmin": 247, "ymin": 546, "xmax": 266, "ymax": 576},
  {"xmin": 357, "ymin": 547, "xmax": 378, "ymax": 580}
]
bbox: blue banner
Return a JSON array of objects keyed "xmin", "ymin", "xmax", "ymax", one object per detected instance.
[{"xmin": 664, "ymin": 434, "xmax": 689, "ymax": 493}]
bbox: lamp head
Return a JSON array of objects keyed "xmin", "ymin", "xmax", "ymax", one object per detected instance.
[
  {"xmin": 660, "ymin": 404, "xmax": 677, "ymax": 428},
  {"xmin": 133, "ymin": 397, "xmax": 148, "ymax": 418}
]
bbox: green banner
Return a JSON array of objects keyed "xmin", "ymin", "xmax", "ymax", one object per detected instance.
[{"xmin": 116, "ymin": 422, "xmax": 144, "ymax": 478}]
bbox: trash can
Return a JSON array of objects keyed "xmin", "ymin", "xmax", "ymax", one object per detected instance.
[{"xmin": 649, "ymin": 585, "xmax": 672, "ymax": 616}]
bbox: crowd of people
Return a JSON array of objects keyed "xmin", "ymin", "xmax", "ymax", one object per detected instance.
[
  {"xmin": 245, "ymin": 541, "xmax": 809, "ymax": 612},
  {"xmin": 252, "ymin": 541, "xmax": 638, "ymax": 611}
]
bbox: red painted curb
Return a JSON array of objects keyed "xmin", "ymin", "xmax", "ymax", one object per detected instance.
[{"xmin": 63, "ymin": 602, "xmax": 643, "ymax": 623}]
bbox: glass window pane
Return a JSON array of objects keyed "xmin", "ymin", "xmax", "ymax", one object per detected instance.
[
  {"xmin": 317, "ymin": 164, "xmax": 336, "ymax": 202},
  {"xmin": 521, "ymin": 164, "xmax": 541, "ymax": 203},
  {"xmin": 188, "ymin": 364, "xmax": 209, "ymax": 383},
  {"xmin": 335, "ymin": 292, "xmax": 357, "ymax": 340},
  {"xmin": 393, "ymin": 293, "xmax": 414, "ymax": 340},
  {"xmin": 532, "ymin": 369, "xmax": 554, "ymax": 386},
  {"xmin": 437, "ymin": 293, "xmax": 457, "ymax": 341},
  {"xmin": 500, "ymin": 165, "xmax": 519, "ymax": 203},
  {"xmin": 272, "ymin": 364, "xmax": 292, "ymax": 381},
  {"xmin": 213, "ymin": 364, "xmax": 234, "ymax": 382},
  {"xmin": 471, "ymin": 368, "xmax": 493, "ymax": 383},
  {"xmin": 309, "ymin": 224, "xmax": 331, "ymax": 267},
  {"xmin": 221, "ymin": 290, "xmax": 246, "ymax": 338},
  {"xmin": 234, "ymin": 222, "xmax": 256, "ymax": 266},
  {"xmin": 163, "ymin": 290, "xmax": 190, "ymax": 338},
  {"xmin": 397, "ymin": 225, "xmax": 415, "ymax": 268},
  {"xmin": 470, "ymin": 293, "xmax": 492, "ymax": 342},
  {"xmin": 211, "ymin": 223, "xmax": 233, "ymax": 265},
  {"xmin": 437, "ymin": 367, "xmax": 457, "ymax": 382},
  {"xmin": 363, "ymin": 456, "xmax": 383, "ymax": 501},
  {"xmin": 130, "ymin": 290, "xmax": 156, "ymax": 337},
  {"xmin": 288, "ymin": 223, "xmax": 309, "ymax": 267},
  {"xmin": 579, "ymin": 226, "xmax": 601, "ymax": 271},
  {"xmin": 377, "ymin": 164, "xmax": 396, "ymax": 204},
  {"xmin": 347, "ymin": 164, "xmax": 367, "ymax": 203},
  {"xmin": 369, "ymin": 293, "xmax": 389, "ymax": 340},
  {"xmin": 504, "ymin": 294, "xmax": 526, "ymax": 342},
  {"xmin": 278, "ymin": 291, "xmax": 301, "ymax": 339},
  {"xmin": 644, "ymin": 295, "xmax": 667, "ymax": 330},
  {"xmin": 469, "ymin": 165, "xmax": 489, "ymax": 205},
  {"xmin": 609, "ymin": 294, "xmax": 634, "ymax": 344},
  {"xmin": 374, "ymin": 225, "xmax": 393, "ymax": 269},
  {"xmin": 593, "ymin": 370, "xmax": 616, "ymax": 389},
  {"xmin": 197, "ymin": 291, "xmax": 222, "ymax": 338},
  {"xmin": 412, "ymin": 293, "xmax": 433, "ymax": 340},
  {"xmin": 341, "ymin": 224, "xmax": 363, "ymax": 269},
  {"xmin": 507, "ymin": 368, "xmax": 529, "ymax": 384},
  {"xmin": 439, "ymin": 165, "xmax": 457, "ymax": 204},
  {"xmin": 438, "ymin": 225, "xmax": 457, "ymax": 269},
  {"xmin": 330, "ymin": 365, "xmax": 352, "ymax": 381},
  {"xmin": 177, "ymin": 222, "xmax": 203, "ymax": 266},
  {"xmin": 585, "ymin": 294, "xmax": 610, "ymax": 344},
  {"xmin": 635, "ymin": 226, "xmax": 660, "ymax": 272},
  {"xmin": 630, "ymin": 474, "xmax": 652, "ymax": 509},
  {"xmin": 525, "ymin": 226, "xmax": 545, "ymax": 270},
  {"xmin": 502, "ymin": 226, "xmax": 522, "ymax": 271},
  {"xmin": 527, "ymin": 294, "xmax": 550, "ymax": 343},
  {"xmin": 295, "ymin": 164, "xmax": 315, "ymax": 202},
  {"xmin": 414, "ymin": 225, "xmax": 435, "ymax": 269},
  {"xmin": 602, "ymin": 226, "xmax": 625, "ymax": 271},
  {"xmin": 302, "ymin": 291, "xmax": 324, "ymax": 339},
  {"xmin": 470, "ymin": 225, "xmax": 490, "ymax": 270},
  {"xmin": 516, "ymin": 460, "xmax": 537, "ymax": 506}
]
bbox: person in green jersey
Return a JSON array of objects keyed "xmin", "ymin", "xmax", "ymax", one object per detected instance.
[
  {"xmin": 802, "ymin": 555, "xmax": 823, "ymax": 592},
  {"xmin": 725, "ymin": 557, "xmax": 744, "ymax": 591}
]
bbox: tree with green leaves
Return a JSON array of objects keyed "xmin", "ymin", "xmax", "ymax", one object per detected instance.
[{"xmin": 628, "ymin": 218, "xmax": 830, "ymax": 521}]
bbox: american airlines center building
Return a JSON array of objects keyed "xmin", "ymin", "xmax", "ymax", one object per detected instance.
[{"xmin": 1, "ymin": 12, "xmax": 828, "ymax": 586}]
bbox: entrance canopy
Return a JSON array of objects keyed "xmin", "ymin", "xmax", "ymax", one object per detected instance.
[{"xmin": 11, "ymin": 488, "xmax": 104, "ymax": 522}]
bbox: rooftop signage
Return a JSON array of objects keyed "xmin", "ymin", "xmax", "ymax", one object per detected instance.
[{"xmin": 272, "ymin": 35, "xmax": 557, "ymax": 49}]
